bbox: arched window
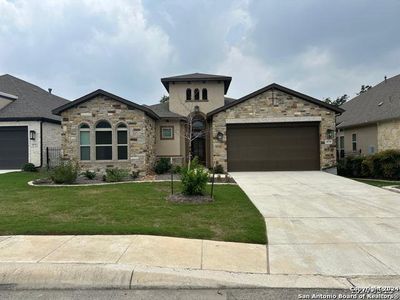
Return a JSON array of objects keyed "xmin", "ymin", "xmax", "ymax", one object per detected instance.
[
  {"xmin": 95, "ymin": 121, "xmax": 112, "ymax": 160},
  {"xmin": 117, "ymin": 123, "xmax": 128, "ymax": 160},
  {"xmin": 194, "ymin": 88, "xmax": 200, "ymax": 100},
  {"xmin": 79, "ymin": 123, "xmax": 90, "ymax": 161},
  {"xmin": 186, "ymin": 88, "xmax": 192, "ymax": 100},
  {"xmin": 202, "ymin": 88, "xmax": 208, "ymax": 100}
]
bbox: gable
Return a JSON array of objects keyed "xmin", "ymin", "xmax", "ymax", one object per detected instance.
[
  {"xmin": 53, "ymin": 89, "xmax": 159, "ymax": 120},
  {"xmin": 207, "ymin": 83, "xmax": 343, "ymax": 118}
]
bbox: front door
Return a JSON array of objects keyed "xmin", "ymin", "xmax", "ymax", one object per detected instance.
[{"xmin": 191, "ymin": 137, "xmax": 206, "ymax": 164}]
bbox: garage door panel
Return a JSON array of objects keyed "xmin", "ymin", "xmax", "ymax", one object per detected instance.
[
  {"xmin": 227, "ymin": 123, "xmax": 320, "ymax": 171},
  {"xmin": 0, "ymin": 126, "xmax": 29, "ymax": 169}
]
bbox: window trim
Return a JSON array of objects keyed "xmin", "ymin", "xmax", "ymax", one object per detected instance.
[
  {"xmin": 79, "ymin": 123, "xmax": 91, "ymax": 161},
  {"xmin": 352, "ymin": 133, "xmax": 357, "ymax": 152},
  {"xmin": 194, "ymin": 88, "xmax": 200, "ymax": 101},
  {"xmin": 202, "ymin": 88, "xmax": 208, "ymax": 100},
  {"xmin": 117, "ymin": 123, "xmax": 128, "ymax": 161},
  {"xmin": 186, "ymin": 88, "xmax": 192, "ymax": 100},
  {"xmin": 95, "ymin": 120, "xmax": 113, "ymax": 161},
  {"xmin": 160, "ymin": 126, "xmax": 174, "ymax": 140}
]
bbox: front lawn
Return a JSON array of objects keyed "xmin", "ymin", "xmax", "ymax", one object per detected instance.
[
  {"xmin": 0, "ymin": 172, "xmax": 266, "ymax": 244},
  {"xmin": 354, "ymin": 178, "xmax": 400, "ymax": 187}
]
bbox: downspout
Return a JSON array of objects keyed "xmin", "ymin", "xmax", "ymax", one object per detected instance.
[{"xmin": 39, "ymin": 121, "xmax": 43, "ymax": 168}]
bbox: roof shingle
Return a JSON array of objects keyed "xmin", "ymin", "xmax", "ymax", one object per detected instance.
[
  {"xmin": 0, "ymin": 74, "xmax": 69, "ymax": 123},
  {"xmin": 337, "ymin": 74, "xmax": 400, "ymax": 128}
]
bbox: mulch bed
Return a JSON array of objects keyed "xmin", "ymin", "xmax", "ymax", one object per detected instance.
[{"xmin": 167, "ymin": 193, "xmax": 214, "ymax": 204}]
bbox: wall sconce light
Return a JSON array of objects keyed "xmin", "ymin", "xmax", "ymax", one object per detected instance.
[
  {"xmin": 326, "ymin": 129, "xmax": 335, "ymax": 139},
  {"xmin": 216, "ymin": 132, "xmax": 224, "ymax": 141},
  {"xmin": 30, "ymin": 130, "xmax": 36, "ymax": 140}
]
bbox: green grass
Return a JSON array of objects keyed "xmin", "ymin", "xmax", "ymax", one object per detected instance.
[
  {"xmin": 354, "ymin": 178, "xmax": 400, "ymax": 187},
  {"xmin": 0, "ymin": 172, "xmax": 266, "ymax": 244}
]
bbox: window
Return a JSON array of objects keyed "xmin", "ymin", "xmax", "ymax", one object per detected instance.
[
  {"xmin": 186, "ymin": 88, "xmax": 192, "ymax": 100},
  {"xmin": 339, "ymin": 136, "xmax": 345, "ymax": 158},
  {"xmin": 352, "ymin": 133, "xmax": 357, "ymax": 152},
  {"xmin": 202, "ymin": 88, "xmax": 208, "ymax": 100},
  {"xmin": 79, "ymin": 123, "xmax": 90, "ymax": 161},
  {"xmin": 117, "ymin": 123, "xmax": 128, "ymax": 160},
  {"xmin": 160, "ymin": 126, "xmax": 174, "ymax": 140},
  {"xmin": 96, "ymin": 121, "xmax": 112, "ymax": 160},
  {"xmin": 194, "ymin": 88, "xmax": 200, "ymax": 100}
]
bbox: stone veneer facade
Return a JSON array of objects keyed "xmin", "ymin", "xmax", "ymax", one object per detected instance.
[
  {"xmin": 211, "ymin": 89, "xmax": 337, "ymax": 171},
  {"xmin": 60, "ymin": 95, "xmax": 156, "ymax": 175},
  {"xmin": 377, "ymin": 118, "xmax": 400, "ymax": 151}
]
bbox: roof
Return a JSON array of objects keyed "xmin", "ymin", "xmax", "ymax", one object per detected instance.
[
  {"xmin": 53, "ymin": 89, "xmax": 159, "ymax": 120},
  {"xmin": 161, "ymin": 73, "xmax": 232, "ymax": 94},
  {"xmin": 207, "ymin": 83, "xmax": 344, "ymax": 118},
  {"xmin": 146, "ymin": 102, "xmax": 185, "ymax": 119},
  {"xmin": 0, "ymin": 74, "xmax": 69, "ymax": 123},
  {"xmin": 337, "ymin": 74, "xmax": 400, "ymax": 129}
]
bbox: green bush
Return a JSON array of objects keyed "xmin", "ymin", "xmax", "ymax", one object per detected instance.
[
  {"xmin": 172, "ymin": 165, "xmax": 182, "ymax": 174},
  {"xmin": 338, "ymin": 150, "xmax": 400, "ymax": 180},
  {"xmin": 22, "ymin": 163, "xmax": 37, "ymax": 172},
  {"xmin": 154, "ymin": 158, "xmax": 172, "ymax": 174},
  {"xmin": 82, "ymin": 170, "xmax": 96, "ymax": 180},
  {"xmin": 51, "ymin": 161, "xmax": 79, "ymax": 184},
  {"xmin": 104, "ymin": 168, "xmax": 129, "ymax": 182},
  {"xmin": 181, "ymin": 164, "xmax": 209, "ymax": 196},
  {"xmin": 213, "ymin": 164, "xmax": 224, "ymax": 174}
]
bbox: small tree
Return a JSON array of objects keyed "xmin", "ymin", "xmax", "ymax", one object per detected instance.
[
  {"xmin": 357, "ymin": 85, "xmax": 372, "ymax": 95},
  {"xmin": 160, "ymin": 95, "xmax": 169, "ymax": 103},
  {"xmin": 324, "ymin": 94, "xmax": 349, "ymax": 107}
]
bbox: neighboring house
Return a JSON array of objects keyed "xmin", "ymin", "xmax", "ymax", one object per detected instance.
[
  {"xmin": 0, "ymin": 74, "xmax": 69, "ymax": 169},
  {"xmin": 53, "ymin": 73, "xmax": 342, "ymax": 174},
  {"xmin": 336, "ymin": 74, "xmax": 400, "ymax": 158}
]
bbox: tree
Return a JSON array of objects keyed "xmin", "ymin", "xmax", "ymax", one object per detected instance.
[
  {"xmin": 324, "ymin": 94, "xmax": 349, "ymax": 107},
  {"xmin": 174, "ymin": 95, "xmax": 209, "ymax": 169},
  {"xmin": 160, "ymin": 95, "xmax": 169, "ymax": 103},
  {"xmin": 357, "ymin": 85, "xmax": 372, "ymax": 95}
]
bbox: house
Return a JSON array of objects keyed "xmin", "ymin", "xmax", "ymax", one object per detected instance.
[
  {"xmin": 0, "ymin": 74, "xmax": 69, "ymax": 169},
  {"xmin": 336, "ymin": 74, "xmax": 400, "ymax": 158},
  {"xmin": 53, "ymin": 73, "xmax": 342, "ymax": 174}
]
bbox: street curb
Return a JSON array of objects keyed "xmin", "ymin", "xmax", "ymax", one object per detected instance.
[{"xmin": 1, "ymin": 262, "xmax": 399, "ymax": 290}]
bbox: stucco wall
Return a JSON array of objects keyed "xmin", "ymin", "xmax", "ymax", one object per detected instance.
[
  {"xmin": 0, "ymin": 121, "xmax": 42, "ymax": 167},
  {"xmin": 378, "ymin": 119, "xmax": 400, "ymax": 151},
  {"xmin": 339, "ymin": 124, "xmax": 378, "ymax": 155},
  {"xmin": 154, "ymin": 119, "xmax": 186, "ymax": 165},
  {"xmin": 41, "ymin": 122, "xmax": 63, "ymax": 167},
  {"xmin": 0, "ymin": 97, "xmax": 12, "ymax": 110},
  {"xmin": 60, "ymin": 95, "xmax": 156, "ymax": 174},
  {"xmin": 211, "ymin": 89, "xmax": 337, "ymax": 171},
  {"xmin": 169, "ymin": 81, "xmax": 225, "ymax": 116}
]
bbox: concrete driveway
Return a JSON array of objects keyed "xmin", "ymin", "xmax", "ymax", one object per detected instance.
[{"xmin": 230, "ymin": 171, "xmax": 400, "ymax": 276}]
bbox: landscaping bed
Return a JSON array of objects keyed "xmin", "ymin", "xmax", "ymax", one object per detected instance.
[{"xmin": 0, "ymin": 171, "xmax": 266, "ymax": 244}]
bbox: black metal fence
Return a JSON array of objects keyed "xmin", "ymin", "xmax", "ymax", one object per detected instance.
[{"xmin": 46, "ymin": 147, "xmax": 62, "ymax": 170}]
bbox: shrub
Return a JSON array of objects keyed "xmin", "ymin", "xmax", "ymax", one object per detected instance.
[
  {"xmin": 213, "ymin": 164, "xmax": 224, "ymax": 174},
  {"xmin": 181, "ymin": 164, "xmax": 209, "ymax": 196},
  {"xmin": 50, "ymin": 161, "xmax": 79, "ymax": 184},
  {"xmin": 22, "ymin": 163, "xmax": 37, "ymax": 172},
  {"xmin": 172, "ymin": 165, "xmax": 182, "ymax": 174},
  {"xmin": 82, "ymin": 170, "xmax": 96, "ymax": 180},
  {"xmin": 338, "ymin": 150, "xmax": 400, "ymax": 180},
  {"xmin": 131, "ymin": 171, "xmax": 140, "ymax": 180},
  {"xmin": 104, "ymin": 168, "xmax": 129, "ymax": 182},
  {"xmin": 154, "ymin": 158, "xmax": 172, "ymax": 174}
]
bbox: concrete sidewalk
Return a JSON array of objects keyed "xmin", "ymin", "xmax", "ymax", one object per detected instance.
[
  {"xmin": 0, "ymin": 235, "xmax": 399, "ymax": 289},
  {"xmin": 0, "ymin": 235, "xmax": 267, "ymax": 273}
]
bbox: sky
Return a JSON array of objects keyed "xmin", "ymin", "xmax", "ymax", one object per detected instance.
[{"xmin": 1, "ymin": 0, "xmax": 400, "ymax": 104}]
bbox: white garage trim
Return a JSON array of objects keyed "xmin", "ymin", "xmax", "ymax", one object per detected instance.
[{"xmin": 226, "ymin": 116, "xmax": 322, "ymax": 124}]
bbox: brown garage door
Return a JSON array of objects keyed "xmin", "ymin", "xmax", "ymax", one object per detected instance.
[{"xmin": 227, "ymin": 122, "xmax": 320, "ymax": 171}]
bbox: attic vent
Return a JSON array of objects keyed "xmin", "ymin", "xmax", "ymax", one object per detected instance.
[{"xmin": 378, "ymin": 101, "xmax": 383, "ymax": 106}]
